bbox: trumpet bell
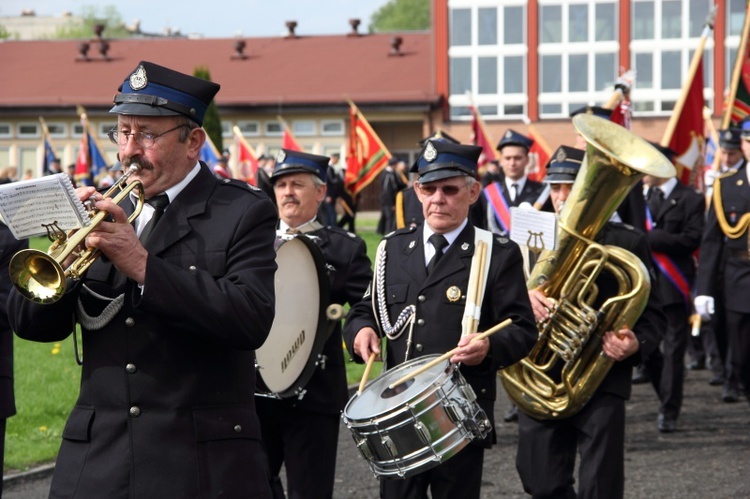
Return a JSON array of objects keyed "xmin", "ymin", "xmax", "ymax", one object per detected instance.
[{"xmin": 9, "ymin": 248, "xmax": 66, "ymax": 304}]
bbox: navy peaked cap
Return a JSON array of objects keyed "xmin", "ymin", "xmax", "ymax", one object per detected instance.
[
  {"xmin": 543, "ymin": 146, "xmax": 585, "ymax": 184},
  {"xmin": 110, "ymin": 61, "xmax": 220, "ymax": 127},
  {"xmin": 496, "ymin": 129, "xmax": 533, "ymax": 151},
  {"xmin": 411, "ymin": 140, "xmax": 481, "ymax": 183},
  {"xmin": 271, "ymin": 149, "xmax": 329, "ymax": 182}
]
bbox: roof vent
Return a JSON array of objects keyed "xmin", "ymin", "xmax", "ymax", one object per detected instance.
[
  {"xmin": 285, "ymin": 21, "xmax": 297, "ymax": 38},
  {"xmin": 390, "ymin": 36, "xmax": 403, "ymax": 56},
  {"xmin": 348, "ymin": 18, "xmax": 361, "ymax": 36},
  {"xmin": 232, "ymin": 39, "xmax": 248, "ymax": 60}
]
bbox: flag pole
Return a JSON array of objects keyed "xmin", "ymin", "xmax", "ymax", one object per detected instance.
[
  {"xmin": 661, "ymin": 6, "xmax": 716, "ymax": 147},
  {"xmin": 721, "ymin": 1, "xmax": 750, "ymax": 129}
]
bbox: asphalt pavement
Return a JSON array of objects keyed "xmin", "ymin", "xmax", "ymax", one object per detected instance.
[{"xmin": 4, "ymin": 366, "xmax": 749, "ymax": 498}]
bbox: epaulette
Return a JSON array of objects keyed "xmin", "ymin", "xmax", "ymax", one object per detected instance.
[
  {"xmin": 219, "ymin": 178, "xmax": 263, "ymax": 193},
  {"xmin": 609, "ymin": 221, "xmax": 635, "ymax": 231},
  {"xmin": 385, "ymin": 226, "xmax": 417, "ymax": 239},
  {"xmin": 324, "ymin": 225, "xmax": 359, "ymax": 239},
  {"xmin": 718, "ymin": 168, "xmax": 740, "ymax": 180}
]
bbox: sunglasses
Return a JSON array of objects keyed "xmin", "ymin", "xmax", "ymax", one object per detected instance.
[{"xmin": 417, "ymin": 184, "xmax": 466, "ymax": 196}]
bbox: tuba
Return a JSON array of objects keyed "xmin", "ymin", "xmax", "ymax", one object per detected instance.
[
  {"xmin": 9, "ymin": 164, "xmax": 145, "ymax": 304},
  {"xmin": 499, "ymin": 114, "xmax": 675, "ymax": 419}
]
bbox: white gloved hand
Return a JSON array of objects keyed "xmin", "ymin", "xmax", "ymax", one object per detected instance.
[
  {"xmin": 694, "ymin": 295, "xmax": 715, "ymax": 321},
  {"xmin": 518, "ymin": 201, "xmax": 534, "ymax": 210},
  {"xmin": 704, "ymin": 169, "xmax": 719, "ymax": 187}
]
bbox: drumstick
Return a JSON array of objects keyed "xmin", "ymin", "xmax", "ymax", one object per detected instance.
[
  {"xmin": 461, "ymin": 240, "xmax": 487, "ymax": 338},
  {"xmin": 388, "ymin": 318, "xmax": 513, "ymax": 390},
  {"xmin": 357, "ymin": 352, "xmax": 377, "ymax": 395}
]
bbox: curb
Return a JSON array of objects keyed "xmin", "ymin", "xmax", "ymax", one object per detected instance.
[{"xmin": 3, "ymin": 462, "xmax": 55, "ymax": 487}]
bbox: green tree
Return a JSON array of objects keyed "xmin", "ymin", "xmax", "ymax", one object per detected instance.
[
  {"xmin": 0, "ymin": 24, "xmax": 11, "ymax": 40},
  {"xmin": 194, "ymin": 66, "xmax": 223, "ymax": 153},
  {"xmin": 55, "ymin": 5, "xmax": 131, "ymax": 39},
  {"xmin": 369, "ymin": 0, "xmax": 430, "ymax": 33}
]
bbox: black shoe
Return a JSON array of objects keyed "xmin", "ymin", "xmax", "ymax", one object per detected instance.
[
  {"xmin": 657, "ymin": 414, "xmax": 677, "ymax": 433},
  {"xmin": 708, "ymin": 374, "xmax": 726, "ymax": 386},
  {"xmin": 504, "ymin": 404, "xmax": 519, "ymax": 423},
  {"xmin": 687, "ymin": 359, "xmax": 705, "ymax": 371},
  {"xmin": 632, "ymin": 368, "xmax": 650, "ymax": 384},
  {"xmin": 722, "ymin": 387, "xmax": 740, "ymax": 403}
]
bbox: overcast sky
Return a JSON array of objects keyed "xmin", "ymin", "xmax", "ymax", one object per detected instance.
[{"xmin": 2, "ymin": 1, "xmax": 390, "ymax": 38}]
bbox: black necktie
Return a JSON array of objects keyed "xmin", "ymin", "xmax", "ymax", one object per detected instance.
[
  {"xmin": 648, "ymin": 187, "xmax": 663, "ymax": 216},
  {"xmin": 139, "ymin": 194, "xmax": 169, "ymax": 243},
  {"xmin": 426, "ymin": 234, "xmax": 448, "ymax": 274},
  {"xmin": 511, "ymin": 183, "xmax": 519, "ymax": 202}
]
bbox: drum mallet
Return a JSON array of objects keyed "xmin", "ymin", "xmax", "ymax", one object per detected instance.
[
  {"xmin": 357, "ymin": 352, "xmax": 378, "ymax": 395},
  {"xmin": 388, "ymin": 318, "xmax": 513, "ymax": 390}
]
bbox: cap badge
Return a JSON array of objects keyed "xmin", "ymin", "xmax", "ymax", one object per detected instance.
[
  {"xmin": 276, "ymin": 150, "xmax": 286, "ymax": 164},
  {"xmin": 129, "ymin": 65, "xmax": 148, "ymax": 91},
  {"xmin": 446, "ymin": 286, "xmax": 461, "ymax": 302},
  {"xmin": 505, "ymin": 130, "xmax": 512, "ymax": 138},
  {"xmin": 556, "ymin": 149, "xmax": 567, "ymax": 163},
  {"xmin": 724, "ymin": 130, "xmax": 733, "ymax": 140},
  {"xmin": 424, "ymin": 142, "xmax": 438, "ymax": 162}
]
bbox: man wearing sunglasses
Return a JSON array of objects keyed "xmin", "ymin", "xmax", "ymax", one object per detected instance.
[
  {"xmin": 345, "ymin": 139, "xmax": 538, "ymax": 499},
  {"xmin": 8, "ymin": 61, "xmax": 278, "ymax": 498}
]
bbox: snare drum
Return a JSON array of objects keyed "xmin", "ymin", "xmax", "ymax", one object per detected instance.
[
  {"xmin": 342, "ymin": 355, "xmax": 491, "ymax": 478},
  {"xmin": 255, "ymin": 234, "xmax": 330, "ymax": 399}
]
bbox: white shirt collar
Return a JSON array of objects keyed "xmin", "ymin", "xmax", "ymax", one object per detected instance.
[
  {"xmin": 422, "ymin": 218, "xmax": 468, "ymax": 265},
  {"xmin": 134, "ymin": 161, "xmax": 201, "ymax": 234},
  {"xmin": 505, "ymin": 176, "xmax": 526, "ymax": 199},
  {"xmin": 645, "ymin": 176, "xmax": 678, "ymax": 200}
]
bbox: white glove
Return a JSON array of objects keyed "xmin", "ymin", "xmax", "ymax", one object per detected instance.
[
  {"xmin": 694, "ymin": 295, "xmax": 715, "ymax": 321},
  {"xmin": 518, "ymin": 201, "xmax": 534, "ymax": 210},
  {"xmin": 704, "ymin": 169, "xmax": 719, "ymax": 187}
]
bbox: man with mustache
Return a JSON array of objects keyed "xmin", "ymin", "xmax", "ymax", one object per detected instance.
[
  {"xmin": 345, "ymin": 140, "xmax": 538, "ymax": 499},
  {"xmin": 8, "ymin": 61, "xmax": 278, "ymax": 498},
  {"xmin": 258, "ymin": 148, "xmax": 372, "ymax": 499}
]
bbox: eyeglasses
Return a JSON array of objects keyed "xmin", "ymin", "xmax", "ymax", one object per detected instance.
[
  {"xmin": 417, "ymin": 183, "xmax": 466, "ymax": 197},
  {"xmin": 108, "ymin": 124, "xmax": 189, "ymax": 148}
]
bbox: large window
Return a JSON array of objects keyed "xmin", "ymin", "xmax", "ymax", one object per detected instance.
[
  {"xmin": 631, "ymin": 0, "xmax": 714, "ymax": 115},
  {"xmin": 538, "ymin": 1, "xmax": 618, "ymax": 118},
  {"xmin": 448, "ymin": 0, "xmax": 527, "ymax": 120}
]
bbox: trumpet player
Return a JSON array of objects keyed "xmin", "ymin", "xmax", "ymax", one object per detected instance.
[
  {"xmin": 8, "ymin": 61, "xmax": 278, "ymax": 498},
  {"xmin": 517, "ymin": 147, "xmax": 665, "ymax": 499}
]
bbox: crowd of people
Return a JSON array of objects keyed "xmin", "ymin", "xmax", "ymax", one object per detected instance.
[{"xmin": 0, "ymin": 61, "xmax": 748, "ymax": 499}]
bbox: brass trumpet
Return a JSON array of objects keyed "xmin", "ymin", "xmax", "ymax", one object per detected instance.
[{"xmin": 9, "ymin": 165, "xmax": 145, "ymax": 304}]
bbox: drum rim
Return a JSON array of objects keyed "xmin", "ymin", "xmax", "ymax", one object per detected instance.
[{"xmin": 256, "ymin": 234, "xmax": 331, "ymax": 398}]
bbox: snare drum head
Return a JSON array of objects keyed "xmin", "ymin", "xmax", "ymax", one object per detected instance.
[
  {"xmin": 345, "ymin": 354, "xmax": 450, "ymax": 420},
  {"xmin": 256, "ymin": 235, "xmax": 329, "ymax": 397}
]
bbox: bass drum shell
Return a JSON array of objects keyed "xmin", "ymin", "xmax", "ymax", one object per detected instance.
[
  {"xmin": 342, "ymin": 354, "xmax": 490, "ymax": 478},
  {"xmin": 256, "ymin": 234, "xmax": 330, "ymax": 398}
]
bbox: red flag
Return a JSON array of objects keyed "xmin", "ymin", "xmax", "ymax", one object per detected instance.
[
  {"xmin": 74, "ymin": 132, "xmax": 90, "ymax": 184},
  {"xmin": 345, "ymin": 102, "xmax": 391, "ymax": 196},
  {"xmin": 470, "ymin": 106, "xmax": 498, "ymax": 167},
  {"xmin": 609, "ymin": 99, "xmax": 632, "ymax": 130},
  {"xmin": 526, "ymin": 125, "xmax": 552, "ymax": 182},
  {"xmin": 668, "ymin": 59, "xmax": 705, "ymax": 187},
  {"xmin": 233, "ymin": 126, "xmax": 259, "ymax": 185},
  {"xmin": 281, "ymin": 124, "xmax": 302, "ymax": 151}
]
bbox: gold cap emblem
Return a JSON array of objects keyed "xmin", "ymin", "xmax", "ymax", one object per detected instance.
[{"xmin": 446, "ymin": 285, "xmax": 461, "ymax": 302}]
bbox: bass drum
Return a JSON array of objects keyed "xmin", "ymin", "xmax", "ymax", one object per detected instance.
[
  {"xmin": 256, "ymin": 234, "xmax": 330, "ymax": 399},
  {"xmin": 342, "ymin": 355, "xmax": 491, "ymax": 478}
]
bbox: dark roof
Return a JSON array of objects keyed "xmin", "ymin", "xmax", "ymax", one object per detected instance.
[{"xmin": 0, "ymin": 33, "xmax": 438, "ymax": 111}]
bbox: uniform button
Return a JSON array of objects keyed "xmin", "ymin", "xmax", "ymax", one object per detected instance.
[
  {"xmin": 417, "ymin": 319, "xmax": 425, "ymax": 326},
  {"xmin": 234, "ymin": 425, "xmax": 242, "ymax": 433},
  {"xmin": 415, "ymin": 344, "xmax": 423, "ymax": 352},
  {"xmin": 188, "ymin": 265, "xmax": 197, "ymax": 271},
  {"xmin": 125, "ymin": 317, "xmax": 135, "ymax": 327},
  {"xmin": 129, "ymin": 406, "xmax": 141, "ymax": 417},
  {"xmin": 480, "ymin": 389, "xmax": 487, "ymax": 394},
  {"xmin": 125, "ymin": 363, "xmax": 136, "ymax": 374},
  {"xmin": 418, "ymin": 295, "xmax": 426, "ymax": 303}
]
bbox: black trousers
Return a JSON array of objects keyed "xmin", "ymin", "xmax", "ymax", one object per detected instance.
[
  {"xmin": 644, "ymin": 302, "xmax": 689, "ymax": 419},
  {"xmin": 516, "ymin": 393, "xmax": 626, "ymax": 499},
  {"xmin": 256, "ymin": 398, "xmax": 341, "ymax": 499},
  {"xmin": 725, "ymin": 310, "xmax": 750, "ymax": 395},
  {"xmin": 379, "ymin": 443, "xmax": 484, "ymax": 499}
]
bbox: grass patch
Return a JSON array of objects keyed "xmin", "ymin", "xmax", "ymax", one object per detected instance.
[{"xmin": 6, "ymin": 221, "xmax": 389, "ymax": 472}]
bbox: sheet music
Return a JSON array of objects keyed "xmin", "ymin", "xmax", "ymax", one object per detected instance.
[
  {"xmin": 509, "ymin": 207, "xmax": 558, "ymax": 252},
  {"xmin": 0, "ymin": 174, "xmax": 89, "ymax": 239}
]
